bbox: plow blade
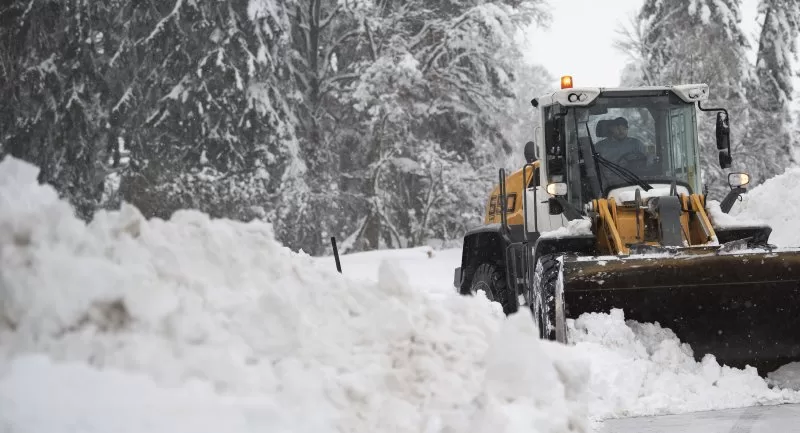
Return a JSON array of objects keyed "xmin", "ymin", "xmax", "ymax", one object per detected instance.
[{"xmin": 560, "ymin": 248, "xmax": 800, "ymax": 375}]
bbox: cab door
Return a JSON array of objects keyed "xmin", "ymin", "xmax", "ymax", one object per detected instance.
[{"xmin": 525, "ymin": 164, "xmax": 567, "ymax": 234}]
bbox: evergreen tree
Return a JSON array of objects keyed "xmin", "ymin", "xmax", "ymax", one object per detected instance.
[
  {"xmin": 623, "ymin": 0, "xmax": 763, "ymax": 197},
  {"xmin": 0, "ymin": 1, "xmax": 118, "ymax": 219},
  {"xmin": 743, "ymin": 0, "xmax": 800, "ymax": 180},
  {"xmin": 117, "ymin": 0, "xmax": 299, "ymax": 222},
  {"xmin": 330, "ymin": 0, "xmax": 549, "ymax": 251},
  {"xmin": 754, "ymin": 0, "xmax": 800, "ymax": 107},
  {"xmin": 0, "ymin": 0, "xmax": 554, "ymax": 255},
  {"xmin": 272, "ymin": 0, "xmax": 364, "ymax": 254}
]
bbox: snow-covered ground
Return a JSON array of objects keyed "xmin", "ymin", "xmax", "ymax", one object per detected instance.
[
  {"xmin": 326, "ymin": 246, "xmax": 463, "ymax": 298},
  {"xmin": 327, "ymin": 249, "xmax": 800, "ymax": 425},
  {"xmin": 322, "ymin": 167, "xmax": 800, "ymax": 428},
  {"xmin": 0, "ymin": 156, "xmax": 589, "ymax": 433},
  {"xmin": 3, "ymin": 155, "xmax": 800, "ymax": 433}
]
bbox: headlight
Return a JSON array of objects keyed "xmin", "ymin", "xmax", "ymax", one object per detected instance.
[{"xmin": 546, "ymin": 182, "xmax": 568, "ymax": 196}]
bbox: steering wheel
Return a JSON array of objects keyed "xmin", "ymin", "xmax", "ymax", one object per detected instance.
[{"xmin": 616, "ymin": 150, "xmax": 648, "ymax": 169}]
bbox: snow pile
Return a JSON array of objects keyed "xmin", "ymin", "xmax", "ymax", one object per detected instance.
[
  {"xmin": 568, "ymin": 309, "xmax": 800, "ymax": 421},
  {"xmin": 728, "ymin": 167, "xmax": 800, "ymax": 248},
  {"xmin": 540, "ymin": 218, "xmax": 593, "ymax": 239},
  {"xmin": 0, "ymin": 156, "xmax": 590, "ymax": 433},
  {"xmin": 705, "ymin": 199, "xmax": 765, "ymax": 229},
  {"xmin": 609, "ymin": 185, "xmax": 690, "ymax": 204},
  {"xmin": 767, "ymin": 363, "xmax": 800, "ymax": 391}
]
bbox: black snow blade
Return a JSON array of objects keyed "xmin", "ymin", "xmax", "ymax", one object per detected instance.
[{"xmin": 560, "ymin": 247, "xmax": 800, "ymax": 375}]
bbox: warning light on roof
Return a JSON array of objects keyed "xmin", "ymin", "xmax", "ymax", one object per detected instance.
[{"xmin": 560, "ymin": 75, "xmax": 573, "ymax": 89}]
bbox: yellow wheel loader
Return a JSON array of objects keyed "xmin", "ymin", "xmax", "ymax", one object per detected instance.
[{"xmin": 454, "ymin": 77, "xmax": 800, "ymax": 376}]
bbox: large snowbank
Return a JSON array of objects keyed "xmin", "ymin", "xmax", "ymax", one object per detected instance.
[
  {"xmin": 727, "ymin": 167, "xmax": 800, "ymax": 248},
  {"xmin": 568, "ymin": 309, "xmax": 800, "ymax": 422},
  {"xmin": 0, "ymin": 156, "xmax": 590, "ymax": 433}
]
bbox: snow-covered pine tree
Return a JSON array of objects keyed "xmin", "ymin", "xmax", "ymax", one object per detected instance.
[
  {"xmin": 743, "ymin": 0, "xmax": 800, "ymax": 181},
  {"xmin": 332, "ymin": 0, "xmax": 550, "ymax": 251},
  {"xmin": 1, "ymin": 0, "xmax": 553, "ymax": 255},
  {"xmin": 500, "ymin": 63, "xmax": 555, "ymax": 169},
  {"xmin": 1, "ymin": 0, "xmax": 300, "ymax": 225},
  {"xmin": 0, "ymin": 1, "xmax": 117, "ymax": 219},
  {"xmin": 272, "ymin": 0, "xmax": 367, "ymax": 255},
  {"xmin": 625, "ymin": 0, "xmax": 753, "ymax": 197},
  {"xmin": 754, "ymin": 0, "xmax": 800, "ymax": 107},
  {"xmin": 115, "ymin": 0, "xmax": 299, "ymax": 222}
]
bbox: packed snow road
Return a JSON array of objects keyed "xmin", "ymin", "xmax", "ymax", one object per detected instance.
[{"xmin": 600, "ymin": 404, "xmax": 800, "ymax": 433}]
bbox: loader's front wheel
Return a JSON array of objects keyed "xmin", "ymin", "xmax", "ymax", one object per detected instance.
[
  {"xmin": 470, "ymin": 263, "xmax": 518, "ymax": 315},
  {"xmin": 531, "ymin": 254, "xmax": 567, "ymax": 342}
]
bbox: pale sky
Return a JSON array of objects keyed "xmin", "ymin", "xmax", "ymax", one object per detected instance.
[{"xmin": 523, "ymin": 0, "xmax": 763, "ymax": 89}]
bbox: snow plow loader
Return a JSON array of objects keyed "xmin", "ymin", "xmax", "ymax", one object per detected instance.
[{"xmin": 454, "ymin": 77, "xmax": 800, "ymax": 376}]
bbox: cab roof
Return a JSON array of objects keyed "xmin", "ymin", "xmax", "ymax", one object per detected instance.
[{"xmin": 533, "ymin": 84, "xmax": 709, "ymax": 108}]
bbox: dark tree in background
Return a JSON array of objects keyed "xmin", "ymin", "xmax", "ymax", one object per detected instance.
[
  {"xmin": 2, "ymin": 0, "xmax": 798, "ymax": 254},
  {"xmin": 110, "ymin": 0, "xmax": 298, "ymax": 222},
  {"xmin": 618, "ymin": 0, "xmax": 800, "ymax": 197},
  {"xmin": 0, "ymin": 0, "xmax": 552, "ymax": 255},
  {"xmin": 1, "ymin": 1, "xmax": 116, "ymax": 218},
  {"xmin": 746, "ymin": 0, "xmax": 800, "ymax": 179},
  {"xmin": 1, "ymin": 0, "xmax": 297, "ymax": 222}
]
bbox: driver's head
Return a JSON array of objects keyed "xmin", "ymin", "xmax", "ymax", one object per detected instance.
[{"xmin": 610, "ymin": 117, "xmax": 629, "ymax": 139}]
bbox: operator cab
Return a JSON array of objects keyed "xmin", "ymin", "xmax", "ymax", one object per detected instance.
[{"xmin": 532, "ymin": 77, "xmax": 730, "ymax": 216}]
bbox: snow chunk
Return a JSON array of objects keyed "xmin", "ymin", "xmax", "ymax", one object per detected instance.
[
  {"xmin": 569, "ymin": 309, "xmax": 800, "ymax": 421},
  {"xmin": 0, "ymin": 156, "xmax": 591, "ymax": 433},
  {"xmin": 609, "ymin": 185, "xmax": 690, "ymax": 204},
  {"xmin": 476, "ymin": 313, "xmax": 589, "ymax": 433},
  {"xmin": 540, "ymin": 218, "xmax": 593, "ymax": 239},
  {"xmin": 768, "ymin": 363, "xmax": 800, "ymax": 391},
  {"xmin": 705, "ymin": 199, "xmax": 765, "ymax": 228}
]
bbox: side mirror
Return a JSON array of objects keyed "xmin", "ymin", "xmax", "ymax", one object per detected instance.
[
  {"xmin": 715, "ymin": 112, "xmax": 730, "ymax": 150},
  {"xmin": 720, "ymin": 172, "xmax": 750, "ymax": 213},
  {"xmin": 728, "ymin": 172, "xmax": 750, "ymax": 189},
  {"xmin": 544, "ymin": 117, "xmax": 565, "ymax": 157},
  {"xmin": 716, "ymin": 112, "xmax": 732, "ymax": 169},
  {"xmin": 719, "ymin": 152, "xmax": 732, "ymax": 169},
  {"xmin": 524, "ymin": 141, "xmax": 537, "ymax": 163},
  {"xmin": 544, "ymin": 117, "xmax": 566, "ymax": 176}
]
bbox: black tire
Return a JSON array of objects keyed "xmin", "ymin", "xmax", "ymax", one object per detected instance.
[
  {"xmin": 470, "ymin": 263, "xmax": 518, "ymax": 315},
  {"xmin": 531, "ymin": 254, "xmax": 567, "ymax": 342}
]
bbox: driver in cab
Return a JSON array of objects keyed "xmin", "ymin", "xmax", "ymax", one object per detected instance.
[{"xmin": 596, "ymin": 116, "xmax": 647, "ymax": 167}]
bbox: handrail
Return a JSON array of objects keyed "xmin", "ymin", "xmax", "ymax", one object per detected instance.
[
  {"xmin": 521, "ymin": 162, "xmax": 538, "ymax": 240},
  {"xmin": 499, "ymin": 169, "xmax": 508, "ymax": 234}
]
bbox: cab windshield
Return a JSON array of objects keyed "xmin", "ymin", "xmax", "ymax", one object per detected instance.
[{"xmin": 563, "ymin": 92, "xmax": 701, "ymax": 206}]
